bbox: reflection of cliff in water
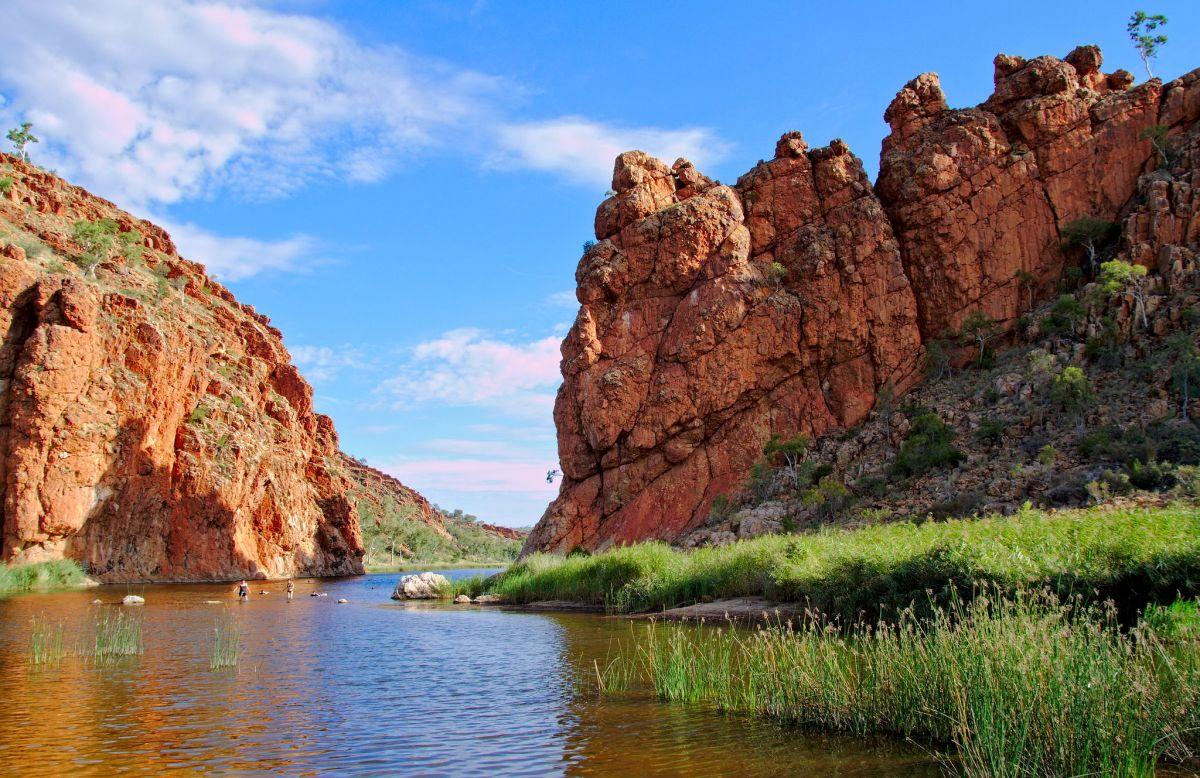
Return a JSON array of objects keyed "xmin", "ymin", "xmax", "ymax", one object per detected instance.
[{"xmin": 548, "ymin": 612, "xmax": 940, "ymax": 776}]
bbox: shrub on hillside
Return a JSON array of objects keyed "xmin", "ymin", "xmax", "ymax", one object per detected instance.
[{"xmin": 890, "ymin": 408, "xmax": 965, "ymax": 479}]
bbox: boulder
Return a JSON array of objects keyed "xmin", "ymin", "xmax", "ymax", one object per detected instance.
[
  {"xmin": 473, "ymin": 594, "xmax": 508, "ymax": 604},
  {"xmin": 390, "ymin": 572, "xmax": 449, "ymax": 600},
  {"xmin": 122, "ymin": 594, "xmax": 144, "ymax": 605},
  {"xmin": 453, "ymin": 594, "xmax": 472, "ymax": 604}
]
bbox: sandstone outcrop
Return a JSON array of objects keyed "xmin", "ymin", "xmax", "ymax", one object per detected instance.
[
  {"xmin": 525, "ymin": 46, "xmax": 1200, "ymax": 555},
  {"xmin": 0, "ymin": 154, "xmax": 432, "ymax": 581}
]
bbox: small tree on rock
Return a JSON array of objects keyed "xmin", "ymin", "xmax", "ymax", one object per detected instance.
[
  {"xmin": 1098, "ymin": 259, "xmax": 1150, "ymax": 330},
  {"xmin": 1051, "ymin": 365, "xmax": 1093, "ymax": 417},
  {"xmin": 958, "ymin": 310, "xmax": 999, "ymax": 367},
  {"xmin": 1014, "ymin": 269, "xmax": 1037, "ymax": 310},
  {"xmin": 6, "ymin": 122, "xmax": 38, "ymax": 162},
  {"xmin": 1061, "ymin": 217, "xmax": 1117, "ymax": 276},
  {"xmin": 1166, "ymin": 332, "xmax": 1200, "ymax": 423},
  {"xmin": 1127, "ymin": 11, "xmax": 1168, "ymax": 78},
  {"xmin": 1139, "ymin": 124, "xmax": 1177, "ymax": 169},
  {"xmin": 71, "ymin": 218, "xmax": 120, "ymax": 278},
  {"xmin": 924, "ymin": 339, "xmax": 953, "ymax": 381},
  {"xmin": 763, "ymin": 433, "xmax": 810, "ymax": 490}
]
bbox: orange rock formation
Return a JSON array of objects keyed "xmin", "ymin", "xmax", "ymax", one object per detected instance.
[
  {"xmin": 0, "ymin": 155, "xmax": 416, "ymax": 581},
  {"xmin": 525, "ymin": 47, "xmax": 1200, "ymax": 554}
]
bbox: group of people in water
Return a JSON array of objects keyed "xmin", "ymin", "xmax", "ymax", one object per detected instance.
[{"xmin": 236, "ymin": 579, "xmax": 296, "ymax": 602}]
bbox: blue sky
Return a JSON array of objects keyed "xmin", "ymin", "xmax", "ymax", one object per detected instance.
[{"xmin": 0, "ymin": 0, "xmax": 1195, "ymax": 525}]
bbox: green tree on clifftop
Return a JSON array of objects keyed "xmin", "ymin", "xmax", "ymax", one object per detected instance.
[
  {"xmin": 6, "ymin": 122, "xmax": 38, "ymax": 162},
  {"xmin": 1127, "ymin": 11, "xmax": 1168, "ymax": 78}
]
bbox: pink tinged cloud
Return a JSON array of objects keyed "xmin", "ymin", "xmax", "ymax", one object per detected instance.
[
  {"xmin": 380, "ymin": 328, "xmax": 561, "ymax": 409},
  {"xmin": 382, "ymin": 458, "xmax": 557, "ymax": 497}
]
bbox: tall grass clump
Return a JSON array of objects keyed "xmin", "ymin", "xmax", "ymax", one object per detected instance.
[
  {"xmin": 91, "ymin": 610, "xmax": 143, "ymax": 661},
  {"xmin": 454, "ymin": 503, "xmax": 1200, "ymax": 619},
  {"xmin": 601, "ymin": 590, "xmax": 1200, "ymax": 777},
  {"xmin": 28, "ymin": 616, "xmax": 66, "ymax": 666},
  {"xmin": 210, "ymin": 619, "xmax": 240, "ymax": 670},
  {"xmin": 0, "ymin": 559, "xmax": 88, "ymax": 598}
]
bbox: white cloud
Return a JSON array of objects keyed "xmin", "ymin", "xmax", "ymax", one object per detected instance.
[
  {"xmin": 0, "ymin": 0, "xmax": 501, "ymax": 208},
  {"xmin": 164, "ymin": 219, "xmax": 320, "ymax": 280},
  {"xmin": 377, "ymin": 328, "xmax": 561, "ymax": 415},
  {"xmin": 545, "ymin": 289, "xmax": 578, "ymax": 308},
  {"xmin": 290, "ymin": 344, "xmax": 366, "ymax": 383},
  {"xmin": 0, "ymin": 1, "xmax": 733, "ymax": 282},
  {"xmin": 494, "ymin": 116, "xmax": 731, "ymax": 188}
]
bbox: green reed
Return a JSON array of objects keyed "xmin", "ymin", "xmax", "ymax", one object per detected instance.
[
  {"xmin": 210, "ymin": 619, "xmax": 240, "ymax": 670},
  {"xmin": 91, "ymin": 610, "xmax": 143, "ymax": 661},
  {"xmin": 594, "ymin": 589, "xmax": 1200, "ymax": 777},
  {"xmin": 28, "ymin": 616, "xmax": 66, "ymax": 666}
]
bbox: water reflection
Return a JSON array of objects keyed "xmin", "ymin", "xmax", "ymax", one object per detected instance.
[{"xmin": 0, "ymin": 573, "xmax": 936, "ymax": 775}]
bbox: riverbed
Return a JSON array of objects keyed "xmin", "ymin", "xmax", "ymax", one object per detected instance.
[{"xmin": 0, "ymin": 571, "xmax": 937, "ymax": 775}]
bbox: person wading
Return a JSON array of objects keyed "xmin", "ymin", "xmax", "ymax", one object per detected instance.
[
  {"xmin": 238, "ymin": 579, "xmax": 249, "ymax": 602},
  {"xmin": 286, "ymin": 580, "xmax": 294, "ymax": 601}
]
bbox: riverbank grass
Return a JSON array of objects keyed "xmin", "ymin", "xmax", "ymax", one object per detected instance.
[
  {"xmin": 595, "ymin": 589, "xmax": 1200, "ymax": 776},
  {"xmin": 453, "ymin": 502, "xmax": 1200, "ymax": 618},
  {"xmin": 0, "ymin": 559, "xmax": 88, "ymax": 598}
]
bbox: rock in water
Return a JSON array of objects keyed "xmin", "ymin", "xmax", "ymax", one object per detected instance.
[
  {"xmin": 391, "ymin": 572, "xmax": 449, "ymax": 600},
  {"xmin": 472, "ymin": 594, "xmax": 507, "ymax": 605},
  {"xmin": 453, "ymin": 595, "xmax": 472, "ymax": 604},
  {"xmin": 122, "ymin": 595, "xmax": 145, "ymax": 606},
  {"xmin": 337, "ymin": 598, "xmax": 348, "ymax": 604}
]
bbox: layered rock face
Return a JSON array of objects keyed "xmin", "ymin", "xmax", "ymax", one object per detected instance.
[
  {"xmin": 525, "ymin": 46, "xmax": 1200, "ymax": 554},
  {"xmin": 0, "ymin": 155, "xmax": 383, "ymax": 581}
]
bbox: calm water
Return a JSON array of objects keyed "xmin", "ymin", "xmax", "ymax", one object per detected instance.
[{"xmin": 0, "ymin": 572, "xmax": 937, "ymax": 776}]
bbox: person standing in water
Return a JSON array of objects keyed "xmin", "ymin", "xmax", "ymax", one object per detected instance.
[
  {"xmin": 286, "ymin": 580, "xmax": 294, "ymax": 601},
  {"xmin": 238, "ymin": 580, "xmax": 249, "ymax": 602}
]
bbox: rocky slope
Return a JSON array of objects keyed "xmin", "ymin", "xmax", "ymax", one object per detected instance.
[
  {"xmin": 0, "ymin": 155, "xmax": 426, "ymax": 581},
  {"xmin": 525, "ymin": 46, "xmax": 1200, "ymax": 555}
]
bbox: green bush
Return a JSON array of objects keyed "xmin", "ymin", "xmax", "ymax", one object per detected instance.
[
  {"xmin": 1041, "ymin": 294, "xmax": 1086, "ymax": 337},
  {"xmin": 975, "ymin": 418, "xmax": 1006, "ymax": 445},
  {"xmin": 0, "ymin": 175, "xmax": 12, "ymax": 195},
  {"xmin": 800, "ymin": 476, "xmax": 853, "ymax": 519},
  {"xmin": 890, "ymin": 409, "xmax": 965, "ymax": 479},
  {"xmin": 1128, "ymin": 459, "xmax": 1176, "ymax": 491}
]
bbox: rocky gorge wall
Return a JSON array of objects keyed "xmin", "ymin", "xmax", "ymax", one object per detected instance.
[
  {"xmin": 0, "ymin": 154, "xmax": 414, "ymax": 581},
  {"xmin": 525, "ymin": 46, "xmax": 1200, "ymax": 555}
]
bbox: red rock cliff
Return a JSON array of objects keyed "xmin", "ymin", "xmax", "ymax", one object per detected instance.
[
  {"xmin": 0, "ymin": 155, "xmax": 399, "ymax": 581},
  {"xmin": 525, "ymin": 46, "xmax": 1200, "ymax": 554}
]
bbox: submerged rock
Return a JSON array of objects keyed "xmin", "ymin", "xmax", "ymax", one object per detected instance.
[
  {"xmin": 391, "ymin": 572, "xmax": 449, "ymax": 600},
  {"xmin": 122, "ymin": 595, "xmax": 144, "ymax": 605},
  {"xmin": 473, "ymin": 594, "xmax": 507, "ymax": 605}
]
